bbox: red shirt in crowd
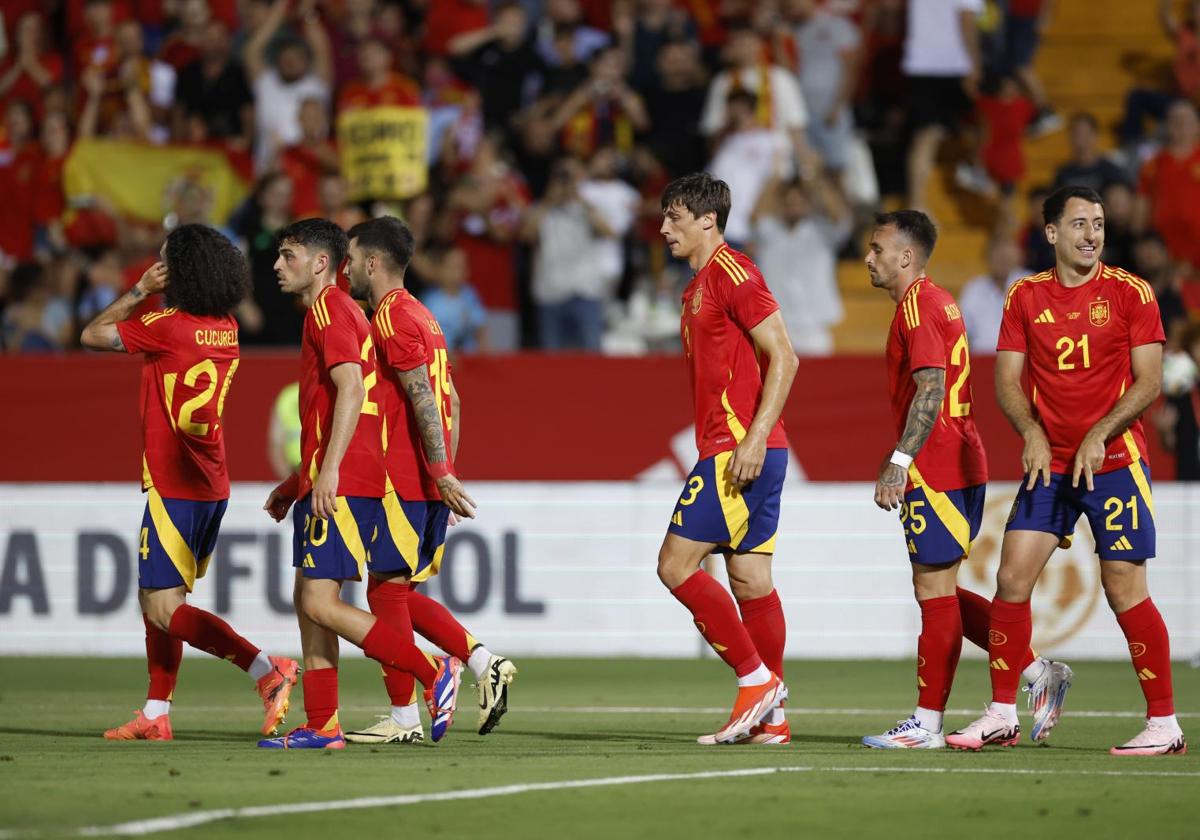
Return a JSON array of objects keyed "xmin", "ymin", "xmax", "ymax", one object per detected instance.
[
  {"xmin": 978, "ymin": 93, "xmax": 1036, "ymax": 186},
  {"xmin": 337, "ymin": 73, "xmax": 423, "ymax": 112},
  {"xmin": 1137, "ymin": 144, "xmax": 1200, "ymax": 267}
]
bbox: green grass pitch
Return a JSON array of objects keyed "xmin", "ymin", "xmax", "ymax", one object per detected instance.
[{"xmin": 0, "ymin": 656, "xmax": 1197, "ymax": 838}]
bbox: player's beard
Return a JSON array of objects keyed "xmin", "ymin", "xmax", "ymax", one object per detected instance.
[{"xmin": 347, "ymin": 270, "xmax": 370, "ymax": 301}]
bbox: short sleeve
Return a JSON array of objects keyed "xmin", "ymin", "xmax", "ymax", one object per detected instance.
[
  {"xmin": 906, "ymin": 295, "xmax": 947, "ymax": 370},
  {"xmin": 726, "ymin": 273, "xmax": 781, "ymax": 333},
  {"xmin": 1129, "ymin": 287, "xmax": 1167, "ymax": 347},
  {"xmin": 996, "ymin": 288, "xmax": 1028, "ymax": 353},
  {"xmin": 117, "ymin": 309, "xmax": 177, "ymax": 355},
  {"xmin": 771, "ymin": 68, "xmax": 808, "ymax": 129},
  {"xmin": 317, "ymin": 295, "xmax": 365, "ymax": 371},
  {"xmin": 378, "ymin": 306, "xmax": 429, "ymax": 372}
]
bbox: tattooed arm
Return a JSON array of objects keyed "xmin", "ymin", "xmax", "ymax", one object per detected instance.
[
  {"xmin": 80, "ymin": 262, "xmax": 168, "ymax": 351},
  {"xmin": 396, "ymin": 365, "xmax": 477, "ymax": 518},
  {"xmin": 874, "ymin": 367, "xmax": 945, "ymax": 511}
]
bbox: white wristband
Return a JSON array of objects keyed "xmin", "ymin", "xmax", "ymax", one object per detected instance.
[{"xmin": 889, "ymin": 450, "xmax": 913, "ymax": 470}]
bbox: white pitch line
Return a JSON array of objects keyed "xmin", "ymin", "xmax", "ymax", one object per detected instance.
[{"xmin": 4, "ymin": 764, "xmax": 1200, "ymax": 839}]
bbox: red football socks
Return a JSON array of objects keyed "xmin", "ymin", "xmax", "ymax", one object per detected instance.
[
  {"xmin": 988, "ymin": 598, "xmax": 1032, "ymax": 704},
  {"xmin": 671, "ymin": 571, "xmax": 764, "ymax": 677},
  {"xmin": 738, "ymin": 589, "xmax": 786, "ymax": 677},
  {"xmin": 302, "ymin": 667, "xmax": 339, "ymax": 731},
  {"xmin": 917, "ymin": 595, "xmax": 963, "ymax": 711},
  {"xmin": 167, "ymin": 603, "xmax": 260, "ymax": 671},
  {"xmin": 144, "ymin": 612, "xmax": 182, "ymax": 701},
  {"xmin": 958, "ymin": 587, "xmax": 1035, "ymax": 671},
  {"xmin": 1116, "ymin": 598, "xmax": 1175, "ymax": 717},
  {"xmin": 366, "ymin": 577, "xmax": 419, "ymax": 707},
  {"xmin": 409, "ymin": 585, "xmax": 478, "ymax": 662},
  {"xmin": 360, "ymin": 619, "xmax": 438, "ymax": 687}
]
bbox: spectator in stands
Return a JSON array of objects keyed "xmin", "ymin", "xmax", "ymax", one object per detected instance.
[
  {"xmin": 231, "ymin": 171, "xmax": 299, "ymax": 344},
  {"xmin": 326, "ymin": 0, "xmax": 374, "ymax": 89},
  {"xmin": 1135, "ymin": 99, "xmax": 1200, "ymax": 270},
  {"xmin": 579, "ymin": 145, "xmax": 641, "ymax": 302},
  {"xmin": 536, "ymin": 0, "xmax": 610, "ymax": 69},
  {"xmin": 76, "ymin": 248, "xmax": 124, "ymax": 323},
  {"xmin": 0, "ymin": 13, "xmax": 64, "ymax": 120},
  {"xmin": 1135, "ymin": 232, "xmax": 1188, "ymax": 345},
  {"xmin": 1053, "ymin": 112, "xmax": 1129, "ymax": 193},
  {"xmin": 1119, "ymin": 0, "xmax": 1200, "ymax": 145},
  {"xmin": 708, "ymin": 89, "xmax": 792, "ymax": 250},
  {"xmin": 1, "ymin": 263, "xmax": 72, "ymax": 351},
  {"xmin": 242, "ymin": 0, "xmax": 332, "ymax": 174},
  {"xmin": 74, "ymin": 0, "xmax": 119, "ymax": 83},
  {"xmin": 447, "ymin": 2, "xmax": 543, "ymax": 138},
  {"xmin": 786, "ymin": 0, "xmax": 862, "ymax": 175},
  {"xmin": 317, "ymin": 173, "xmax": 367, "ymax": 232},
  {"xmin": 550, "ymin": 45, "xmax": 649, "ymax": 160},
  {"xmin": 421, "ymin": 246, "xmax": 489, "ymax": 353},
  {"xmin": 337, "ymin": 36, "xmax": 422, "ymax": 112},
  {"xmin": 977, "ymin": 76, "xmax": 1036, "ymax": 203},
  {"xmin": 1002, "ymin": 0, "xmax": 1061, "ymax": 136},
  {"xmin": 32, "ymin": 111, "xmax": 72, "ymax": 258},
  {"xmin": 448, "ymin": 133, "xmax": 530, "ymax": 350},
  {"xmin": 1101, "ymin": 181, "xmax": 1137, "ymax": 270},
  {"xmin": 751, "ymin": 173, "xmax": 850, "ymax": 356},
  {"xmin": 0, "ymin": 100, "xmax": 39, "ymax": 267},
  {"xmin": 615, "ymin": 0, "xmax": 697, "ymax": 91},
  {"xmin": 700, "ymin": 24, "xmax": 816, "ymax": 173},
  {"xmin": 642, "ymin": 39, "xmax": 708, "ymax": 177},
  {"xmin": 163, "ymin": 175, "xmax": 237, "ymax": 242},
  {"xmin": 424, "ymin": 0, "xmax": 490, "ymax": 58},
  {"xmin": 1019, "ymin": 183, "xmax": 1056, "ymax": 272},
  {"xmin": 902, "ymin": 0, "xmax": 986, "ymax": 210},
  {"xmin": 522, "ymin": 156, "xmax": 614, "ymax": 351},
  {"xmin": 173, "ymin": 18, "xmax": 254, "ymax": 150},
  {"xmin": 958, "ymin": 234, "xmax": 1027, "ymax": 354},
  {"xmin": 158, "ymin": 0, "xmax": 210, "ymax": 72}
]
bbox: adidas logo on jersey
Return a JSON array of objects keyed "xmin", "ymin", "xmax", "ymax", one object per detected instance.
[
  {"xmin": 1110, "ymin": 536, "xmax": 1133, "ymax": 551},
  {"xmin": 1034, "ymin": 309, "xmax": 1056, "ymax": 324}
]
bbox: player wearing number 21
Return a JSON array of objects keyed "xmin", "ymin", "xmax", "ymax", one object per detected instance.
[
  {"xmin": 259, "ymin": 219, "xmax": 462, "ymax": 749},
  {"xmin": 81, "ymin": 225, "xmax": 299, "ymax": 742},
  {"xmin": 861, "ymin": 211, "xmax": 1072, "ymax": 751},
  {"xmin": 947, "ymin": 186, "xmax": 1186, "ymax": 756}
]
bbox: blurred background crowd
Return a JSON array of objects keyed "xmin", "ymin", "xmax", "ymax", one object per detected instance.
[{"xmin": 2, "ymin": 0, "xmax": 1200, "ymax": 369}]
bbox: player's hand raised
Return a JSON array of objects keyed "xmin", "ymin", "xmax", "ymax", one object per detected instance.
[
  {"xmin": 874, "ymin": 458, "xmax": 906, "ymax": 511},
  {"xmin": 311, "ymin": 468, "xmax": 339, "ymax": 520},
  {"xmin": 1022, "ymin": 427, "xmax": 1053, "ymax": 490},
  {"xmin": 1071, "ymin": 430, "xmax": 1106, "ymax": 492},
  {"xmin": 437, "ymin": 475, "xmax": 477, "ymax": 519},
  {"xmin": 729, "ymin": 433, "xmax": 766, "ymax": 487},
  {"xmin": 137, "ymin": 262, "xmax": 169, "ymax": 295},
  {"xmin": 263, "ymin": 485, "xmax": 296, "ymax": 522}
]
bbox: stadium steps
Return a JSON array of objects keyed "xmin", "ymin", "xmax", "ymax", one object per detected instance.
[{"xmin": 831, "ymin": 0, "xmax": 1173, "ymax": 353}]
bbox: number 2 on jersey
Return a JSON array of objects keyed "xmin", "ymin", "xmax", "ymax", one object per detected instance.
[
  {"xmin": 164, "ymin": 358, "xmax": 240, "ymax": 437},
  {"xmin": 948, "ymin": 334, "xmax": 971, "ymax": 417}
]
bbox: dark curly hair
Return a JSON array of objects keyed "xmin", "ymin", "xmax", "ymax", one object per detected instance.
[
  {"xmin": 277, "ymin": 217, "xmax": 348, "ymax": 276},
  {"xmin": 162, "ymin": 224, "xmax": 251, "ymax": 316}
]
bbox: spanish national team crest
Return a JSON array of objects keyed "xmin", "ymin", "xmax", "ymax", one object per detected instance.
[
  {"xmin": 1089, "ymin": 299, "xmax": 1110, "ymax": 327},
  {"xmin": 691, "ymin": 286, "xmax": 704, "ymax": 314}
]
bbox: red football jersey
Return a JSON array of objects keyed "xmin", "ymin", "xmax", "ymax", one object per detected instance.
[
  {"xmin": 680, "ymin": 244, "xmax": 789, "ymax": 459},
  {"xmin": 117, "ymin": 308, "xmax": 240, "ymax": 500},
  {"xmin": 371, "ymin": 287, "xmax": 454, "ymax": 500},
  {"xmin": 885, "ymin": 277, "xmax": 989, "ymax": 491},
  {"xmin": 297, "ymin": 285, "xmax": 385, "ymax": 500},
  {"xmin": 997, "ymin": 263, "xmax": 1166, "ymax": 474}
]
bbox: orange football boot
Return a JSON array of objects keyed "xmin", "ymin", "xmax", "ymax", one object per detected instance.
[
  {"xmin": 104, "ymin": 710, "xmax": 173, "ymax": 741},
  {"xmin": 256, "ymin": 656, "xmax": 300, "ymax": 736},
  {"xmin": 708, "ymin": 674, "xmax": 788, "ymax": 744}
]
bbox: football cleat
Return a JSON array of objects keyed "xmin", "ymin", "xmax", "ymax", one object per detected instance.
[
  {"xmin": 477, "ymin": 655, "xmax": 518, "ymax": 735},
  {"xmin": 862, "ymin": 716, "xmax": 945, "ymax": 749},
  {"xmin": 697, "ymin": 719, "xmax": 790, "ymax": 746},
  {"xmin": 1025, "ymin": 658, "xmax": 1072, "ymax": 742},
  {"xmin": 257, "ymin": 726, "xmax": 345, "ymax": 749},
  {"xmin": 429, "ymin": 656, "xmax": 464, "ymax": 743},
  {"xmin": 344, "ymin": 717, "xmax": 424, "ymax": 745},
  {"xmin": 701, "ymin": 675, "xmax": 788, "ymax": 745},
  {"xmin": 946, "ymin": 708, "xmax": 1021, "ymax": 751},
  {"xmin": 104, "ymin": 710, "xmax": 173, "ymax": 741},
  {"xmin": 255, "ymin": 656, "xmax": 300, "ymax": 736},
  {"xmin": 1110, "ymin": 720, "xmax": 1187, "ymax": 756}
]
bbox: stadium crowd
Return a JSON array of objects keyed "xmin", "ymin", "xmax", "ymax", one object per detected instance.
[{"xmin": 0, "ymin": 0, "xmax": 1197, "ymax": 358}]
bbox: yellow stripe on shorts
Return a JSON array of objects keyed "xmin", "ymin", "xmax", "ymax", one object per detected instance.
[
  {"xmin": 331, "ymin": 496, "xmax": 369, "ymax": 575},
  {"xmin": 714, "ymin": 450, "xmax": 751, "ymax": 549},
  {"xmin": 908, "ymin": 464, "xmax": 971, "ymax": 556},
  {"xmin": 147, "ymin": 488, "xmax": 200, "ymax": 591}
]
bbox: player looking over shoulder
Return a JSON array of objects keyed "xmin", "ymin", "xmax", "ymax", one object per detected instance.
[
  {"xmin": 860, "ymin": 210, "xmax": 1071, "ymax": 750},
  {"xmin": 340, "ymin": 215, "xmax": 517, "ymax": 745},
  {"xmin": 258, "ymin": 218, "xmax": 462, "ymax": 749},
  {"xmin": 657, "ymin": 172, "xmax": 797, "ymax": 746},
  {"xmin": 81, "ymin": 224, "xmax": 299, "ymax": 742},
  {"xmin": 948, "ymin": 186, "xmax": 1185, "ymax": 756}
]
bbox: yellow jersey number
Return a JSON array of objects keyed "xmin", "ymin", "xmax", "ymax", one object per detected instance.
[{"xmin": 163, "ymin": 358, "xmax": 240, "ymax": 437}]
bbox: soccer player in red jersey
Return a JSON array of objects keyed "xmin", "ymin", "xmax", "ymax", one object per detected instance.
[
  {"xmin": 656, "ymin": 173, "xmax": 797, "ymax": 745},
  {"xmin": 80, "ymin": 224, "xmax": 299, "ymax": 742},
  {"xmin": 948, "ymin": 186, "xmax": 1186, "ymax": 756},
  {"xmin": 340, "ymin": 216, "xmax": 518, "ymax": 744},
  {"xmin": 258, "ymin": 219, "xmax": 463, "ymax": 749},
  {"xmin": 860, "ymin": 211, "xmax": 1072, "ymax": 750}
]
